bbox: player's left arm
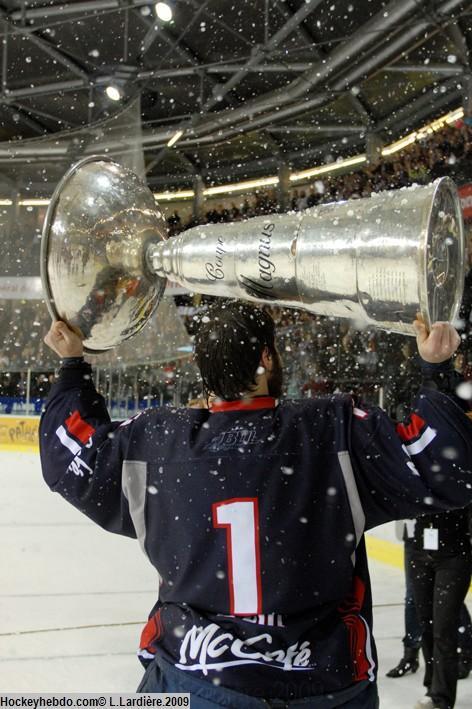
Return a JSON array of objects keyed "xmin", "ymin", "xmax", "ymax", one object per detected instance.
[
  {"xmin": 348, "ymin": 319, "xmax": 472, "ymax": 529},
  {"xmin": 349, "ymin": 334, "xmax": 472, "ymax": 531},
  {"xmin": 350, "ymin": 387, "xmax": 472, "ymax": 530}
]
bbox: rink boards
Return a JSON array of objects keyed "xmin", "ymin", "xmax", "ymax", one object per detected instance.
[{"xmin": 0, "ymin": 414, "xmax": 39, "ymax": 452}]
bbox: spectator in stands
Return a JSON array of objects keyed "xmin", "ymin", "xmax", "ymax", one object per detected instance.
[
  {"xmin": 306, "ymin": 186, "xmax": 318, "ymax": 208},
  {"xmin": 297, "ymin": 190, "xmax": 308, "ymax": 210},
  {"xmin": 167, "ymin": 210, "xmax": 181, "ymax": 236},
  {"xmin": 289, "ymin": 188, "xmax": 298, "ymax": 210},
  {"xmin": 230, "ymin": 202, "xmax": 241, "ymax": 220}
]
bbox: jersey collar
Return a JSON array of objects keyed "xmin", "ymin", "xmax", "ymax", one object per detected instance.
[{"xmin": 210, "ymin": 396, "xmax": 277, "ymax": 412}]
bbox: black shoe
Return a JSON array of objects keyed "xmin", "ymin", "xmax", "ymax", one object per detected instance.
[
  {"xmin": 458, "ymin": 657, "xmax": 472, "ymax": 680},
  {"xmin": 386, "ymin": 647, "xmax": 420, "ymax": 678}
]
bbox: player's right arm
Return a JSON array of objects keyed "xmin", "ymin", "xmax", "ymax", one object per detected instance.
[{"xmin": 39, "ymin": 321, "xmax": 139, "ymax": 538}]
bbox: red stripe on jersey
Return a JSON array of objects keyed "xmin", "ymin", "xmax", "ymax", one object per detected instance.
[
  {"xmin": 65, "ymin": 410, "xmax": 95, "ymax": 444},
  {"xmin": 139, "ymin": 610, "xmax": 163, "ymax": 654},
  {"xmin": 339, "ymin": 576, "xmax": 370, "ymax": 681},
  {"xmin": 210, "ymin": 396, "xmax": 276, "ymax": 413},
  {"xmin": 344, "ymin": 613, "xmax": 370, "ymax": 681},
  {"xmin": 396, "ymin": 413, "xmax": 426, "ymax": 443}
]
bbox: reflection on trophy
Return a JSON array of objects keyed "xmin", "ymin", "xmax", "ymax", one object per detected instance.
[{"xmin": 41, "ymin": 155, "xmax": 465, "ymax": 354}]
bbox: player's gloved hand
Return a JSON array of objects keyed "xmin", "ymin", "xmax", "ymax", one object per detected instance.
[
  {"xmin": 413, "ymin": 314, "xmax": 460, "ymax": 363},
  {"xmin": 44, "ymin": 320, "xmax": 84, "ymax": 358}
]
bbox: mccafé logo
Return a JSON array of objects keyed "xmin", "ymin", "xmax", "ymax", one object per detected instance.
[{"xmin": 176, "ymin": 623, "xmax": 312, "ymax": 674}]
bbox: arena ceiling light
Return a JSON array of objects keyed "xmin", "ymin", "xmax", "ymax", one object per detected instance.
[
  {"xmin": 381, "ymin": 135, "xmax": 417, "ymax": 156},
  {"xmin": 167, "ymin": 129, "xmax": 184, "ymax": 148},
  {"xmin": 155, "ymin": 2, "xmax": 173, "ymax": 22},
  {"xmin": 204, "ymin": 176, "xmax": 279, "ymax": 196},
  {"xmin": 419, "ymin": 107, "xmax": 464, "ymax": 136},
  {"xmin": 153, "ymin": 190, "xmax": 195, "ymax": 201},
  {"xmin": 290, "ymin": 155, "xmax": 367, "ymax": 182},
  {"xmin": 19, "ymin": 198, "xmax": 51, "ymax": 206},
  {"xmin": 105, "ymin": 85, "xmax": 122, "ymax": 102},
  {"xmin": 152, "ymin": 176, "xmax": 281, "ymax": 201},
  {"xmin": 445, "ymin": 108, "xmax": 464, "ymax": 124},
  {"xmin": 382, "ymin": 107, "xmax": 465, "ymax": 156}
]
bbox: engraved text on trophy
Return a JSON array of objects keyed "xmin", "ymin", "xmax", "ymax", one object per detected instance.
[
  {"xmin": 205, "ymin": 237, "xmax": 226, "ymax": 281},
  {"xmin": 239, "ymin": 222, "xmax": 277, "ymax": 300}
]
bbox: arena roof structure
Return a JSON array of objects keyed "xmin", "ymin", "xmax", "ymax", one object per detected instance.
[{"xmin": 0, "ymin": 0, "xmax": 470, "ymax": 192}]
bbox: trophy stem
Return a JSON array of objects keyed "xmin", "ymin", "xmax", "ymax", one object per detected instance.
[{"xmin": 146, "ymin": 215, "xmax": 304, "ymax": 305}]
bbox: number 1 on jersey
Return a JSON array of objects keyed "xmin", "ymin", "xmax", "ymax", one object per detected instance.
[{"xmin": 212, "ymin": 497, "xmax": 262, "ymax": 616}]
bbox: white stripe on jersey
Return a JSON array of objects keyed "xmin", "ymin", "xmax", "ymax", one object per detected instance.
[
  {"xmin": 360, "ymin": 614, "xmax": 376, "ymax": 682},
  {"xmin": 404, "ymin": 426, "xmax": 436, "ymax": 455},
  {"xmin": 338, "ymin": 451, "xmax": 366, "ymax": 566},
  {"xmin": 353, "ymin": 407, "xmax": 368, "ymax": 419},
  {"xmin": 137, "ymin": 649, "xmax": 155, "ymax": 661},
  {"xmin": 55, "ymin": 425, "xmax": 81, "ymax": 455},
  {"xmin": 122, "ymin": 460, "xmax": 149, "ymax": 557}
]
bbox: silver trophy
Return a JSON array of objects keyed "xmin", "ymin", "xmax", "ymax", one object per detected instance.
[{"xmin": 41, "ymin": 155, "xmax": 465, "ymax": 353}]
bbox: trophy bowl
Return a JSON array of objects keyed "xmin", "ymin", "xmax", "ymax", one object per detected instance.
[{"xmin": 41, "ymin": 155, "xmax": 168, "ymax": 353}]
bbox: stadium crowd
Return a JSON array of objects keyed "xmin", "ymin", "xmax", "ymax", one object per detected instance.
[{"xmin": 167, "ymin": 120, "xmax": 472, "ymax": 233}]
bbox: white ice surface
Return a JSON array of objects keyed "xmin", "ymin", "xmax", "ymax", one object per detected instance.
[{"xmin": 1, "ymin": 451, "xmax": 471, "ymax": 707}]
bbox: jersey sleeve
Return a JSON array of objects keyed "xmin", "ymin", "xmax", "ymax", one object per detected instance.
[
  {"xmin": 350, "ymin": 388, "xmax": 472, "ymax": 530},
  {"xmin": 39, "ymin": 361, "xmax": 138, "ymax": 538}
]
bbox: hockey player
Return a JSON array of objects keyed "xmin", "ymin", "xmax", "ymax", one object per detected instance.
[{"xmin": 40, "ymin": 301, "xmax": 472, "ymax": 709}]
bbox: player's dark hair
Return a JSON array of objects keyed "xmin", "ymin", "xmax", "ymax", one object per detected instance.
[{"xmin": 194, "ymin": 300, "xmax": 276, "ymax": 401}]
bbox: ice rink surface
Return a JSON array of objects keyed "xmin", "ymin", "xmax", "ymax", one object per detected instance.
[{"xmin": 1, "ymin": 450, "xmax": 471, "ymax": 707}]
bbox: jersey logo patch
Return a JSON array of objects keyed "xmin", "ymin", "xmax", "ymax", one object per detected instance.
[
  {"xmin": 67, "ymin": 456, "xmax": 93, "ymax": 477},
  {"xmin": 55, "ymin": 410, "xmax": 95, "ymax": 476},
  {"xmin": 205, "ymin": 428, "xmax": 257, "ymax": 452}
]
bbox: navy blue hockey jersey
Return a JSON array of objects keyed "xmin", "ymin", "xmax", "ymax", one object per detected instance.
[{"xmin": 39, "ymin": 362, "xmax": 472, "ymax": 700}]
